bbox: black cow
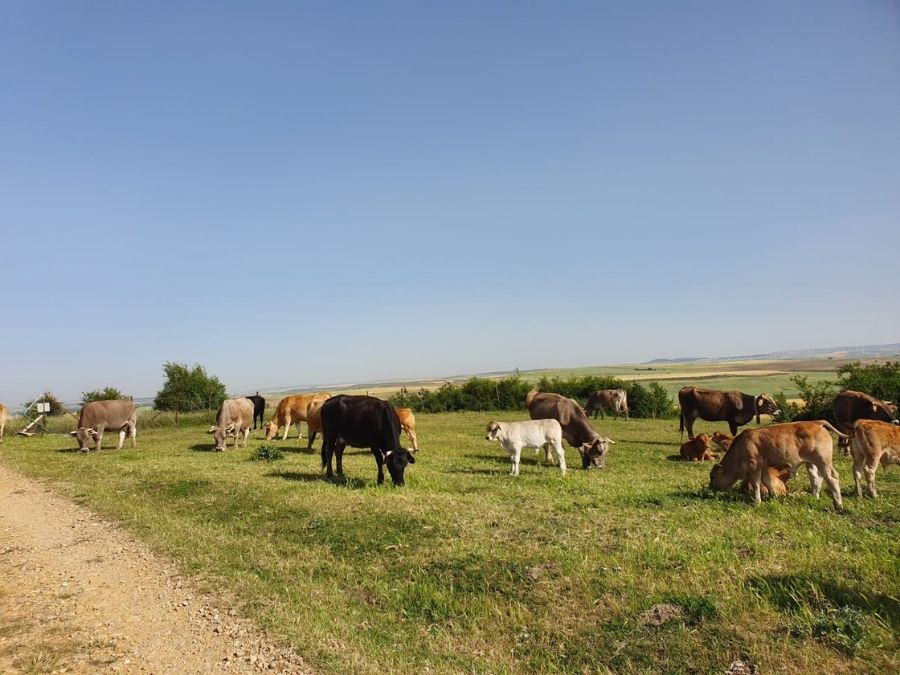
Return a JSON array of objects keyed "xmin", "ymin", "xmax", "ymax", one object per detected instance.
[
  {"xmin": 320, "ymin": 395, "xmax": 415, "ymax": 486},
  {"xmin": 245, "ymin": 393, "xmax": 266, "ymax": 430}
]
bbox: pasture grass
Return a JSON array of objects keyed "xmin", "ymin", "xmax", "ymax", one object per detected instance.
[{"xmin": 1, "ymin": 413, "xmax": 898, "ymax": 673}]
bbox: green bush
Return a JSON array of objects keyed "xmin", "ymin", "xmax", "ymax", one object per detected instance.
[
  {"xmin": 388, "ymin": 375, "xmax": 676, "ymax": 418},
  {"xmin": 786, "ymin": 375, "xmax": 838, "ymax": 421},
  {"xmin": 251, "ymin": 445, "xmax": 285, "ymax": 462},
  {"xmin": 21, "ymin": 391, "xmax": 68, "ymax": 416},
  {"xmin": 153, "ymin": 362, "xmax": 227, "ymax": 413},
  {"xmin": 836, "ymin": 361, "xmax": 900, "ymax": 406},
  {"xmin": 81, "ymin": 387, "xmax": 127, "ymax": 406}
]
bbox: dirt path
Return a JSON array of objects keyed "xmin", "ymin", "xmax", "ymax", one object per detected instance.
[{"xmin": 0, "ymin": 465, "xmax": 313, "ymax": 674}]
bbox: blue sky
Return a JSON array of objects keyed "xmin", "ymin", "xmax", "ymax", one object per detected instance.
[{"xmin": 2, "ymin": 1, "xmax": 899, "ymax": 403}]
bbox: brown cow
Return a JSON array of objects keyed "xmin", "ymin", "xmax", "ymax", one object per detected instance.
[
  {"xmin": 395, "ymin": 407, "xmax": 419, "ymax": 452},
  {"xmin": 0, "ymin": 403, "xmax": 6, "ymax": 443},
  {"xmin": 264, "ymin": 393, "xmax": 332, "ymax": 441},
  {"xmin": 584, "ymin": 389, "xmax": 629, "ymax": 420},
  {"xmin": 69, "ymin": 399, "xmax": 137, "ymax": 452},
  {"xmin": 525, "ymin": 388, "xmax": 615, "ymax": 468},
  {"xmin": 679, "ymin": 433, "xmax": 718, "ymax": 462},
  {"xmin": 708, "ymin": 421, "xmax": 846, "ymax": 510},
  {"xmin": 849, "ymin": 419, "xmax": 900, "ymax": 498},
  {"xmin": 679, "ymin": 386, "xmax": 780, "ymax": 439},
  {"xmin": 833, "ymin": 390, "xmax": 898, "ymax": 454}
]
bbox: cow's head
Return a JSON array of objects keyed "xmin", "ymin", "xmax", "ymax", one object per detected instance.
[
  {"xmin": 70, "ymin": 427, "xmax": 98, "ymax": 452},
  {"xmin": 485, "ymin": 421, "xmax": 502, "ymax": 442},
  {"xmin": 263, "ymin": 421, "xmax": 278, "ymax": 440},
  {"xmin": 383, "ymin": 449, "xmax": 415, "ymax": 486},
  {"xmin": 709, "ymin": 463, "xmax": 738, "ymax": 492},
  {"xmin": 754, "ymin": 394, "xmax": 781, "ymax": 424},
  {"xmin": 207, "ymin": 424, "xmax": 235, "ymax": 451},
  {"xmin": 711, "ymin": 431, "xmax": 733, "ymax": 452},
  {"xmin": 871, "ymin": 399, "xmax": 899, "ymax": 425},
  {"xmin": 578, "ymin": 436, "xmax": 614, "ymax": 469}
]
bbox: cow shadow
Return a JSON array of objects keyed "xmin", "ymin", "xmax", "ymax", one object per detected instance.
[
  {"xmin": 464, "ymin": 453, "xmax": 545, "ymax": 467},
  {"xmin": 189, "ymin": 443, "xmax": 217, "ymax": 452},
  {"xmin": 265, "ymin": 471, "xmax": 368, "ymax": 489},
  {"xmin": 445, "ymin": 467, "xmax": 508, "ymax": 476},
  {"xmin": 670, "ymin": 487, "xmax": 745, "ymax": 503}
]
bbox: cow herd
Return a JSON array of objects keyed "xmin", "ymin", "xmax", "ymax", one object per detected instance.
[{"xmin": 9, "ymin": 382, "xmax": 899, "ymax": 509}]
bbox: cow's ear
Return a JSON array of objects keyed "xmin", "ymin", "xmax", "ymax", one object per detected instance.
[
  {"xmin": 406, "ymin": 451, "xmax": 415, "ymax": 463},
  {"xmin": 557, "ymin": 401, "xmax": 571, "ymax": 426},
  {"xmin": 86, "ymin": 428, "xmax": 98, "ymax": 437}
]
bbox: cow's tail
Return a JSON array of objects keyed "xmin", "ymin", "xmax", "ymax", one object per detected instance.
[{"xmin": 819, "ymin": 420, "xmax": 850, "ymax": 439}]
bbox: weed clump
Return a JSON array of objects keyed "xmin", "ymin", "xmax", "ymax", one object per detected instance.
[{"xmin": 251, "ymin": 445, "xmax": 284, "ymax": 462}]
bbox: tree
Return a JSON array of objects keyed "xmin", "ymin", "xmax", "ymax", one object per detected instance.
[
  {"xmin": 22, "ymin": 391, "xmax": 67, "ymax": 416},
  {"xmin": 836, "ymin": 361, "xmax": 900, "ymax": 405},
  {"xmin": 81, "ymin": 387, "xmax": 127, "ymax": 406},
  {"xmin": 153, "ymin": 362, "xmax": 227, "ymax": 412}
]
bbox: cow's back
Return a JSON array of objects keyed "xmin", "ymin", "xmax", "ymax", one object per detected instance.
[
  {"xmin": 217, "ymin": 398, "xmax": 254, "ymax": 428},
  {"xmin": 835, "ymin": 391, "xmax": 895, "ymax": 431},
  {"xmin": 79, "ymin": 400, "xmax": 137, "ymax": 429},
  {"xmin": 322, "ymin": 395, "xmax": 400, "ymax": 449}
]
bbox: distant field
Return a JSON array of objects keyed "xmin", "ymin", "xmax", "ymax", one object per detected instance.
[{"xmin": 1, "ymin": 414, "xmax": 897, "ymax": 673}]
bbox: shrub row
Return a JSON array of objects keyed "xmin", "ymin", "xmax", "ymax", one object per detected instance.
[{"xmin": 388, "ymin": 375, "xmax": 676, "ymax": 418}]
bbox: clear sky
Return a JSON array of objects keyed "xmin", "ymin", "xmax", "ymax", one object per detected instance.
[{"xmin": 2, "ymin": 1, "xmax": 899, "ymax": 403}]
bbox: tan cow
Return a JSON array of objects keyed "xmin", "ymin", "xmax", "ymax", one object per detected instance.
[
  {"xmin": 208, "ymin": 398, "xmax": 255, "ymax": 451},
  {"xmin": 679, "ymin": 433, "xmax": 718, "ymax": 462},
  {"xmin": 709, "ymin": 421, "xmax": 846, "ymax": 510},
  {"xmin": 69, "ymin": 399, "xmax": 137, "ymax": 452},
  {"xmin": 849, "ymin": 419, "xmax": 900, "ymax": 498},
  {"xmin": 0, "ymin": 403, "xmax": 6, "ymax": 442},
  {"xmin": 709, "ymin": 431, "xmax": 790, "ymax": 495},
  {"xmin": 395, "ymin": 407, "xmax": 419, "ymax": 452},
  {"xmin": 264, "ymin": 393, "xmax": 331, "ymax": 441}
]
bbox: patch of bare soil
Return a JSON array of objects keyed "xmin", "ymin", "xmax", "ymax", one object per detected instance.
[{"xmin": 0, "ymin": 466, "xmax": 313, "ymax": 674}]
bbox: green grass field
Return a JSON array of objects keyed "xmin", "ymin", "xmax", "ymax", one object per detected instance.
[{"xmin": 1, "ymin": 413, "xmax": 898, "ymax": 674}]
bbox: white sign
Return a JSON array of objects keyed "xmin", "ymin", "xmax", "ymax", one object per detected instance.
[{"xmin": 36, "ymin": 402, "xmax": 50, "ymax": 413}]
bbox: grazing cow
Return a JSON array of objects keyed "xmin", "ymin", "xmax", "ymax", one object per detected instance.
[
  {"xmin": 0, "ymin": 403, "xmax": 6, "ymax": 442},
  {"xmin": 678, "ymin": 386, "xmax": 781, "ymax": 439},
  {"xmin": 208, "ymin": 398, "xmax": 255, "ymax": 451},
  {"xmin": 320, "ymin": 395, "xmax": 415, "ymax": 486},
  {"xmin": 584, "ymin": 389, "xmax": 629, "ymax": 420},
  {"xmin": 708, "ymin": 421, "xmax": 846, "ymax": 510},
  {"xmin": 264, "ymin": 393, "xmax": 331, "ymax": 440},
  {"xmin": 525, "ymin": 388, "xmax": 615, "ymax": 468},
  {"xmin": 679, "ymin": 433, "xmax": 718, "ymax": 462},
  {"xmin": 245, "ymin": 392, "xmax": 266, "ymax": 430},
  {"xmin": 849, "ymin": 419, "xmax": 900, "ymax": 498},
  {"xmin": 833, "ymin": 390, "xmax": 898, "ymax": 454},
  {"xmin": 395, "ymin": 407, "xmax": 420, "ymax": 452},
  {"xmin": 485, "ymin": 419, "xmax": 566, "ymax": 476},
  {"xmin": 69, "ymin": 399, "xmax": 137, "ymax": 452}
]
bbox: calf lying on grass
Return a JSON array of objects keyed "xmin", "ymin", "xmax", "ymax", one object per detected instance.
[
  {"xmin": 680, "ymin": 433, "xmax": 718, "ymax": 462},
  {"xmin": 709, "ymin": 421, "xmax": 846, "ymax": 510},
  {"xmin": 485, "ymin": 419, "xmax": 566, "ymax": 476},
  {"xmin": 710, "ymin": 431, "xmax": 789, "ymax": 495},
  {"xmin": 849, "ymin": 419, "xmax": 900, "ymax": 498}
]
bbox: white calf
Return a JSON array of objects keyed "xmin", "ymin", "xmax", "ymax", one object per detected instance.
[{"xmin": 485, "ymin": 419, "xmax": 567, "ymax": 476}]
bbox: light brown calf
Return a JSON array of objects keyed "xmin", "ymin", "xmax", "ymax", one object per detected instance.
[
  {"xmin": 709, "ymin": 421, "xmax": 846, "ymax": 510},
  {"xmin": 395, "ymin": 407, "xmax": 419, "ymax": 452},
  {"xmin": 679, "ymin": 433, "xmax": 718, "ymax": 462},
  {"xmin": 264, "ymin": 393, "xmax": 331, "ymax": 441},
  {"xmin": 710, "ymin": 432, "xmax": 789, "ymax": 495},
  {"xmin": 849, "ymin": 419, "xmax": 900, "ymax": 498}
]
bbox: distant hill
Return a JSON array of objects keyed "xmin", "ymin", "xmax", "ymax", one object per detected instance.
[{"xmin": 645, "ymin": 342, "xmax": 900, "ymax": 365}]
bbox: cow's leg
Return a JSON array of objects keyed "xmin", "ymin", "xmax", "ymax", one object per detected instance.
[
  {"xmin": 851, "ymin": 453, "xmax": 864, "ymax": 497},
  {"xmin": 95, "ymin": 431, "xmax": 103, "ymax": 451},
  {"xmin": 374, "ymin": 448, "xmax": 385, "ymax": 484},
  {"xmin": 818, "ymin": 462, "xmax": 842, "ymax": 510},
  {"xmin": 296, "ymin": 421, "xmax": 303, "ymax": 440},
  {"xmin": 242, "ymin": 427, "xmax": 250, "ymax": 448},
  {"xmin": 130, "ymin": 422, "xmax": 137, "ymax": 448},
  {"xmin": 307, "ymin": 430, "xmax": 317, "ymax": 450},
  {"xmin": 805, "ymin": 463, "xmax": 823, "ymax": 499},
  {"xmin": 624, "ymin": 406, "xmax": 629, "ymax": 421},
  {"xmin": 728, "ymin": 421, "xmax": 739, "ymax": 436},
  {"xmin": 335, "ymin": 442, "xmax": 345, "ymax": 476},
  {"xmin": 543, "ymin": 443, "xmax": 555, "ymax": 465},
  {"xmin": 321, "ymin": 434, "xmax": 334, "ymax": 477},
  {"xmin": 685, "ymin": 414, "xmax": 696, "ymax": 440},
  {"xmin": 117, "ymin": 429, "xmax": 126, "ymax": 449},
  {"xmin": 281, "ymin": 415, "xmax": 291, "ymax": 441},
  {"xmin": 511, "ymin": 446, "xmax": 521, "ymax": 477},
  {"xmin": 553, "ymin": 439, "xmax": 567, "ymax": 475},
  {"xmin": 749, "ymin": 467, "xmax": 763, "ymax": 503},
  {"xmin": 864, "ymin": 454, "xmax": 879, "ymax": 498}
]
